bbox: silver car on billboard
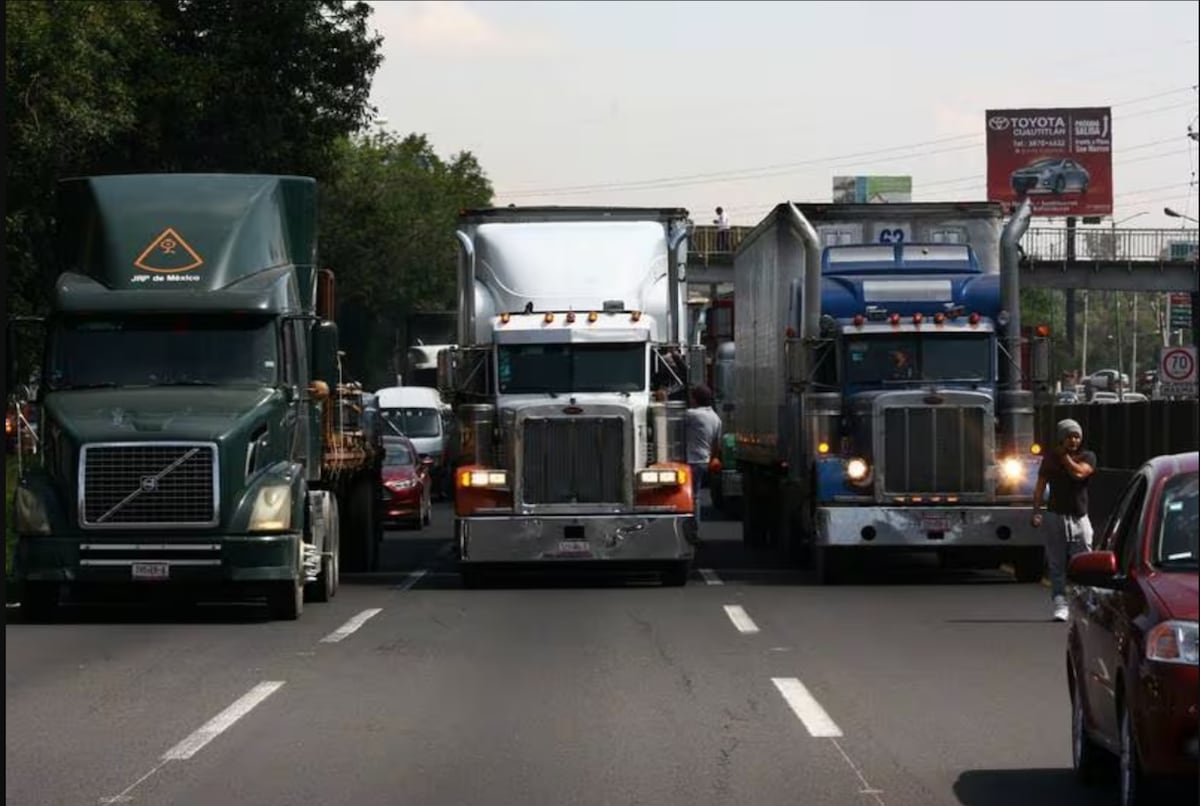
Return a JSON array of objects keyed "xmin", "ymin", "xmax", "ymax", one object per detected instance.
[{"xmin": 1010, "ymin": 158, "xmax": 1091, "ymax": 196}]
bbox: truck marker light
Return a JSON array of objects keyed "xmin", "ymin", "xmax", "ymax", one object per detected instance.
[
  {"xmin": 817, "ymin": 442, "xmax": 830, "ymax": 454},
  {"xmin": 947, "ymin": 496, "xmax": 959, "ymax": 503},
  {"xmin": 912, "ymin": 312, "xmax": 923, "ymax": 325},
  {"xmin": 566, "ymin": 311, "xmax": 576, "ymax": 323},
  {"xmin": 933, "ymin": 313, "xmax": 945, "ymax": 325},
  {"xmin": 544, "ymin": 312, "xmax": 555, "ymax": 324},
  {"xmin": 630, "ymin": 310, "xmax": 642, "ymax": 322},
  {"xmin": 852, "ymin": 315, "xmax": 865, "ymax": 328},
  {"xmin": 1035, "ymin": 323, "xmax": 1051, "ymax": 337},
  {"xmin": 1030, "ymin": 443, "xmax": 1042, "ymax": 455},
  {"xmin": 968, "ymin": 312, "xmax": 981, "ymax": 326},
  {"xmin": 889, "ymin": 313, "xmax": 901, "ymax": 326},
  {"xmin": 500, "ymin": 312, "xmax": 511, "ymax": 324},
  {"xmin": 588, "ymin": 311, "xmax": 599, "ymax": 323}
]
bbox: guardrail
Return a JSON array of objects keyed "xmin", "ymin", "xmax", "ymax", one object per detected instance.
[
  {"xmin": 687, "ymin": 224, "xmax": 1199, "ymax": 264},
  {"xmin": 1023, "ymin": 227, "xmax": 1198, "ymax": 263}
]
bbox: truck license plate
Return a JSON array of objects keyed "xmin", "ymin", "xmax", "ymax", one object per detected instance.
[
  {"xmin": 921, "ymin": 515, "xmax": 951, "ymax": 533},
  {"xmin": 557, "ymin": 540, "xmax": 591, "ymax": 556},
  {"xmin": 132, "ymin": 562, "xmax": 170, "ymax": 581}
]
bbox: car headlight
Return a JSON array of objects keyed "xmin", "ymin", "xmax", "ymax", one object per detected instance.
[
  {"xmin": 845, "ymin": 458, "xmax": 870, "ymax": 482},
  {"xmin": 386, "ymin": 478, "xmax": 417, "ymax": 491},
  {"xmin": 13, "ymin": 486, "xmax": 50, "ymax": 535},
  {"xmin": 1000, "ymin": 457, "xmax": 1024, "ymax": 482},
  {"xmin": 249, "ymin": 484, "xmax": 292, "ymax": 532},
  {"xmin": 1146, "ymin": 620, "xmax": 1199, "ymax": 665}
]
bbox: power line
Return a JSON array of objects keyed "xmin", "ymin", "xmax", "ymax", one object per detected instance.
[{"xmin": 498, "ymin": 86, "xmax": 1198, "ymax": 199}]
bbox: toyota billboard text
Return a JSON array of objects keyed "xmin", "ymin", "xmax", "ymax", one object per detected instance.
[{"xmin": 986, "ymin": 107, "xmax": 1113, "ymax": 217}]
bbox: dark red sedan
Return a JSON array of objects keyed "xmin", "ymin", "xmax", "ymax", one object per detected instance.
[
  {"xmin": 1066, "ymin": 450, "xmax": 1198, "ymax": 806},
  {"xmin": 380, "ymin": 437, "xmax": 433, "ymax": 529}
]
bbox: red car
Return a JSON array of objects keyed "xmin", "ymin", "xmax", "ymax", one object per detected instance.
[
  {"xmin": 380, "ymin": 437, "xmax": 433, "ymax": 529},
  {"xmin": 1066, "ymin": 451, "xmax": 1198, "ymax": 806}
]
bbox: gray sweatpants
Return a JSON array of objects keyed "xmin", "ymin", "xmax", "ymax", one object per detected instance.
[{"xmin": 1044, "ymin": 511, "xmax": 1094, "ymax": 599}]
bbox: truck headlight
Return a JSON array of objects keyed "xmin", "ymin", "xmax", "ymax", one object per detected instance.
[
  {"xmin": 845, "ymin": 458, "xmax": 870, "ymax": 482},
  {"xmin": 638, "ymin": 468, "xmax": 686, "ymax": 486},
  {"xmin": 249, "ymin": 484, "xmax": 292, "ymax": 531},
  {"xmin": 1146, "ymin": 620, "xmax": 1199, "ymax": 665},
  {"xmin": 459, "ymin": 470, "xmax": 508, "ymax": 488},
  {"xmin": 1000, "ymin": 457, "xmax": 1024, "ymax": 482},
  {"xmin": 13, "ymin": 486, "xmax": 51, "ymax": 535}
]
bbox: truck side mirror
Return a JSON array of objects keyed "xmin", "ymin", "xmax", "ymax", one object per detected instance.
[{"xmin": 310, "ymin": 321, "xmax": 340, "ymax": 387}]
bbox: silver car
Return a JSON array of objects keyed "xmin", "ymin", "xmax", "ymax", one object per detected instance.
[{"xmin": 1010, "ymin": 158, "xmax": 1090, "ymax": 196}]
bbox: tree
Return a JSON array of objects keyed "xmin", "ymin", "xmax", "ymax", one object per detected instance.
[
  {"xmin": 320, "ymin": 133, "xmax": 494, "ymax": 386},
  {"xmin": 4, "ymin": 0, "xmax": 384, "ymax": 318}
]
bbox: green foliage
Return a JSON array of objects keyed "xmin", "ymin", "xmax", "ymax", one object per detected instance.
[
  {"xmin": 4, "ymin": 0, "xmax": 385, "ymax": 320},
  {"xmin": 320, "ymin": 133, "xmax": 494, "ymax": 385}
]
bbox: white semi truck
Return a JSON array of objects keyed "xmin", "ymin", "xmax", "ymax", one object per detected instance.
[{"xmin": 438, "ymin": 207, "xmax": 699, "ymax": 585}]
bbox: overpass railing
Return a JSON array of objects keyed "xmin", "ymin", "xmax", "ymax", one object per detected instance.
[{"xmin": 688, "ymin": 224, "xmax": 1198, "ymax": 264}]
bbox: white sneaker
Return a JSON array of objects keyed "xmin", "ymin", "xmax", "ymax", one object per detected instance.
[{"xmin": 1053, "ymin": 596, "xmax": 1069, "ymax": 622}]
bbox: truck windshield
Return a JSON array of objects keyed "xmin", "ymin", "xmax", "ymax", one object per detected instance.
[
  {"xmin": 844, "ymin": 334, "xmax": 991, "ymax": 384},
  {"xmin": 45, "ymin": 314, "xmax": 279, "ymax": 390},
  {"xmin": 498, "ymin": 343, "xmax": 645, "ymax": 394},
  {"xmin": 379, "ymin": 408, "xmax": 441, "ymax": 439}
]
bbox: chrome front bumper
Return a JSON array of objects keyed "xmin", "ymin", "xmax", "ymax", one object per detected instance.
[
  {"xmin": 459, "ymin": 514, "xmax": 692, "ymax": 563},
  {"xmin": 816, "ymin": 505, "xmax": 1039, "ymax": 548}
]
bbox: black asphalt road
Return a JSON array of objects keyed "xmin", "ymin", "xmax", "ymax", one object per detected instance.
[{"xmin": 6, "ymin": 500, "xmax": 1192, "ymax": 806}]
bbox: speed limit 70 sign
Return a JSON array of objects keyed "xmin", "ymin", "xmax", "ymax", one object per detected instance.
[{"xmin": 1159, "ymin": 346, "xmax": 1197, "ymax": 397}]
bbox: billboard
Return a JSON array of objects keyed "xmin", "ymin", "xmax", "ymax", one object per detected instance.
[
  {"xmin": 985, "ymin": 107, "xmax": 1112, "ymax": 217},
  {"xmin": 832, "ymin": 175, "xmax": 912, "ymax": 204}
]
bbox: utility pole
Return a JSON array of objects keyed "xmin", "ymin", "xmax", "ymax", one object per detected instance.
[{"xmin": 1066, "ymin": 216, "xmax": 1078, "ymax": 370}]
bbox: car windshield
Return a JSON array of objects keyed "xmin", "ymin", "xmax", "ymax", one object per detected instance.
[
  {"xmin": 379, "ymin": 407, "xmax": 441, "ymax": 438},
  {"xmin": 1154, "ymin": 471, "xmax": 1198, "ymax": 568},
  {"xmin": 46, "ymin": 314, "xmax": 278, "ymax": 389},
  {"xmin": 383, "ymin": 442, "xmax": 416, "ymax": 467},
  {"xmin": 498, "ymin": 343, "xmax": 645, "ymax": 394},
  {"xmin": 843, "ymin": 334, "xmax": 991, "ymax": 384}
]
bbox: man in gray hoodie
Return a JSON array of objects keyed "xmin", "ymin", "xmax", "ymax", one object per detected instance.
[{"xmin": 1031, "ymin": 418, "xmax": 1097, "ymax": 622}]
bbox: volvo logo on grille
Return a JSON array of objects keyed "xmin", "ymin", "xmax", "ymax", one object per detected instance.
[{"xmin": 140, "ymin": 475, "xmax": 159, "ymax": 492}]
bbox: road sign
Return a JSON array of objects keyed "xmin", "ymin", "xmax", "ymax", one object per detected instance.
[
  {"xmin": 1159, "ymin": 345, "xmax": 1197, "ymax": 397},
  {"xmin": 1169, "ymin": 292, "xmax": 1193, "ymax": 330}
]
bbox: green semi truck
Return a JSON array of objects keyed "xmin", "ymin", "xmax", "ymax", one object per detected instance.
[{"xmin": 8, "ymin": 174, "xmax": 383, "ymax": 620}]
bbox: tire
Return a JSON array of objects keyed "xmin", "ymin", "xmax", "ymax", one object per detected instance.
[
  {"xmin": 306, "ymin": 494, "xmax": 339, "ymax": 603},
  {"xmin": 660, "ymin": 560, "xmax": 691, "ymax": 587},
  {"xmin": 1013, "ymin": 547, "xmax": 1045, "ymax": 583},
  {"xmin": 1119, "ymin": 700, "xmax": 1153, "ymax": 806},
  {"xmin": 20, "ymin": 582, "xmax": 59, "ymax": 622},
  {"xmin": 1053, "ymin": 175, "xmax": 1066, "ymax": 194},
  {"xmin": 815, "ymin": 546, "xmax": 846, "ymax": 585},
  {"xmin": 306, "ymin": 553, "xmax": 336, "ymax": 603},
  {"xmin": 268, "ymin": 579, "xmax": 303, "ymax": 621},
  {"xmin": 339, "ymin": 474, "xmax": 380, "ymax": 573},
  {"xmin": 1071, "ymin": 666, "xmax": 1106, "ymax": 785},
  {"xmin": 741, "ymin": 474, "xmax": 769, "ymax": 549}
]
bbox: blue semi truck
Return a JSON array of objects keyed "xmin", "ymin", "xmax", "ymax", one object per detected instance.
[{"xmin": 733, "ymin": 200, "xmax": 1049, "ymax": 583}]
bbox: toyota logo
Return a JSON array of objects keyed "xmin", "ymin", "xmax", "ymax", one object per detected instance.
[
  {"xmin": 988, "ymin": 116, "xmax": 1010, "ymax": 131},
  {"xmin": 140, "ymin": 475, "xmax": 159, "ymax": 492}
]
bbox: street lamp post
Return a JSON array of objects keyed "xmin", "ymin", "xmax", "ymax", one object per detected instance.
[{"xmin": 1164, "ymin": 207, "xmax": 1200, "ymax": 225}]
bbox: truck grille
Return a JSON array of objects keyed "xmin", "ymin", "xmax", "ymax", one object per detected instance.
[
  {"xmin": 80, "ymin": 442, "xmax": 218, "ymax": 528},
  {"xmin": 882, "ymin": 407, "xmax": 986, "ymax": 494},
  {"xmin": 521, "ymin": 417, "xmax": 625, "ymax": 505}
]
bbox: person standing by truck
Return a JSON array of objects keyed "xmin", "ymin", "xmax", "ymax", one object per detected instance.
[
  {"xmin": 684, "ymin": 384, "xmax": 723, "ymax": 544},
  {"xmin": 1031, "ymin": 418, "xmax": 1097, "ymax": 621}
]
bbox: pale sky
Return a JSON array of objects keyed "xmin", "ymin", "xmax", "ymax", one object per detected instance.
[{"xmin": 367, "ymin": 0, "xmax": 1199, "ymax": 229}]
